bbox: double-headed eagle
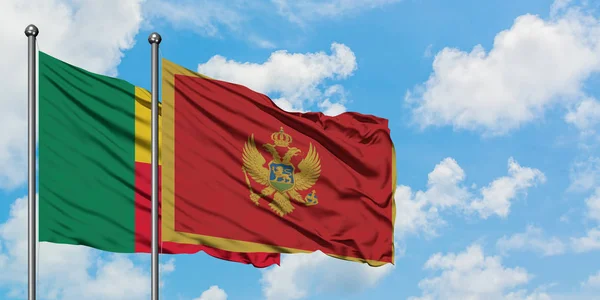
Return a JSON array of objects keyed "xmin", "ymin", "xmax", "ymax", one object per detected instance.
[{"xmin": 242, "ymin": 127, "xmax": 321, "ymax": 217}]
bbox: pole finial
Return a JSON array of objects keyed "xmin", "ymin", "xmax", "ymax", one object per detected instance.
[
  {"xmin": 24, "ymin": 24, "xmax": 39, "ymax": 37},
  {"xmin": 148, "ymin": 32, "xmax": 162, "ymax": 44}
]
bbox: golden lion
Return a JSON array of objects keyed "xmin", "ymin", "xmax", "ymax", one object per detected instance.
[{"xmin": 272, "ymin": 166, "xmax": 292, "ymax": 183}]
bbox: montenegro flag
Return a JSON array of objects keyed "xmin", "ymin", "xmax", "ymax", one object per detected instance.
[{"xmin": 161, "ymin": 59, "xmax": 396, "ymax": 266}]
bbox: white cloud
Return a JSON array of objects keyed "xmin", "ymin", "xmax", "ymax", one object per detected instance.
[
  {"xmin": 559, "ymin": 210, "xmax": 573, "ymax": 223},
  {"xmin": 197, "ymin": 42, "xmax": 357, "ymax": 113},
  {"xmin": 0, "ymin": 196, "xmax": 174, "ymax": 300},
  {"xmin": 317, "ymin": 85, "xmax": 348, "ymax": 116},
  {"xmin": 394, "ymin": 185, "xmax": 444, "ymax": 239},
  {"xmin": 585, "ymin": 188, "xmax": 600, "ymax": 222},
  {"xmin": 504, "ymin": 290, "xmax": 552, "ymax": 300},
  {"xmin": 409, "ymin": 244, "xmax": 536, "ymax": 300},
  {"xmin": 143, "ymin": 0, "xmax": 243, "ymax": 37},
  {"xmin": 160, "ymin": 258, "xmax": 176, "ymax": 274},
  {"xmin": 143, "ymin": 0, "xmax": 397, "ymax": 46},
  {"xmin": 247, "ymin": 35, "xmax": 278, "ymax": 49},
  {"xmin": 406, "ymin": 4, "xmax": 600, "ymax": 135},
  {"xmin": 581, "ymin": 271, "xmax": 600, "ymax": 289},
  {"xmin": 423, "ymin": 157, "xmax": 471, "ymax": 208},
  {"xmin": 260, "ymin": 252, "xmax": 393, "ymax": 300},
  {"xmin": 62, "ymin": 255, "xmax": 149, "ymax": 300},
  {"xmin": 394, "ymin": 157, "xmax": 469, "ymax": 239},
  {"xmin": 0, "ymin": 0, "xmax": 145, "ymax": 189},
  {"xmin": 272, "ymin": 0, "xmax": 401, "ymax": 24},
  {"xmin": 318, "ymin": 99, "xmax": 347, "ymax": 116},
  {"xmin": 272, "ymin": 98, "xmax": 305, "ymax": 113},
  {"xmin": 569, "ymin": 157, "xmax": 600, "ymax": 192},
  {"xmin": 496, "ymin": 225, "xmax": 566, "ymax": 256},
  {"xmin": 396, "ymin": 157, "xmax": 545, "ymax": 239},
  {"xmin": 571, "ymin": 188, "xmax": 600, "ymax": 253},
  {"xmin": 194, "ymin": 285, "xmax": 228, "ymax": 300},
  {"xmin": 469, "ymin": 158, "xmax": 546, "ymax": 219},
  {"xmin": 550, "ymin": 0, "xmax": 574, "ymax": 17},
  {"xmin": 571, "ymin": 228, "xmax": 600, "ymax": 253},
  {"xmin": 565, "ymin": 97, "xmax": 600, "ymax": 136}
]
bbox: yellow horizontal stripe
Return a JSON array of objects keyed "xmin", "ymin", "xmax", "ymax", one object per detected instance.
[{"xmin": 134, "ymin": 86, "xmax": 162, "ymax": 164}]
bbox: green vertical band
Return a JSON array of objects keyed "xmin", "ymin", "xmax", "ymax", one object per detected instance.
[{"xmin": 38, "ymin": 52, "xmax": 137, "ymax": 252}]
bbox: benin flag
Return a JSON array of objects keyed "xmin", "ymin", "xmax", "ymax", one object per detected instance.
[
  {"xmin": 161, "ymin": 59, "xmax": 396, "ymax": 266},
  {"xmin": 38, "ymin": 52, "xmax": 279, "ymax": 267}
]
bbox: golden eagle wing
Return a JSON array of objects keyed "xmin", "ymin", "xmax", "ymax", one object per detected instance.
[
  {"xmin": 242, "ymin": 135, "xmax": 270, "ymax": 186},
  {"xmin": 294, "ymin": 143, "xmax": 321, "ymax": 191}
]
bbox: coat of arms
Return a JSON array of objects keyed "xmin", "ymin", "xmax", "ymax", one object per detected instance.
[{"xmin": 242, "ymin": 127, "xmax": 321, "ymax": 216}]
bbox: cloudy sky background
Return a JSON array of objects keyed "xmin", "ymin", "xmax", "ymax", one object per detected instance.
[{"xmin": 1, "ymin": 0, "xmax": 600, "ymax": 299}]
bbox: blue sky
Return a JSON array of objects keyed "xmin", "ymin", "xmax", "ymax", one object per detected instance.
[{"xmin": 1, "ymin": 0, "xmax": 600, "ymax": 299}]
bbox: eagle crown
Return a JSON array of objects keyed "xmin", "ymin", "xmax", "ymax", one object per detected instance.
[
  {"xmin": 271, "ymin": 127, "xmax": 292, "ymax": 148},
  {"xmin": 242, "ymin": 127, "xmax": 322, "ymax": 216}
]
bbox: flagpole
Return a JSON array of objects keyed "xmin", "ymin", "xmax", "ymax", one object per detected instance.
[
  {"xmin": 148, "ymin": 32, "xmax": 162, "ymax": 300},
  {"xmin": 25, "ymin": 24, "xmax": 39, "ymax": 300}
]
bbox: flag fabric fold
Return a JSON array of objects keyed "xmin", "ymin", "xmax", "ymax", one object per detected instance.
[
  {"xmin": 38, "ymin": 51, "xmax": 280, "ymax": 268},
  {"xmin": 161, "ymin": 58, "xmax": 396, "ymax": 266}
]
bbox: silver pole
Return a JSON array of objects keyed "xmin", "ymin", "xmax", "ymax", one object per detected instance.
[
  {"xmin": 25, "ymin": 24, "xmax": 39, "ymax": 300},
  {"xmin": 148, "ymin": 32, "xmax": 162, "ymax": 300}
]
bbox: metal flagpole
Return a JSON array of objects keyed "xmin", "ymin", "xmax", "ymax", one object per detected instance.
[
  {"xmin": 25, "ymin": 24, "xmax": 39, "ymax": 300},
  {"xmin": 148, "ymin": 32, "xmax": 162, "ymax": 300}
]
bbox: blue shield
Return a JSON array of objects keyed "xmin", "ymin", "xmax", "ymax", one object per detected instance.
[{"xmin": 269, "ymin": 162, "xmax": 295, "ymax": 192}]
